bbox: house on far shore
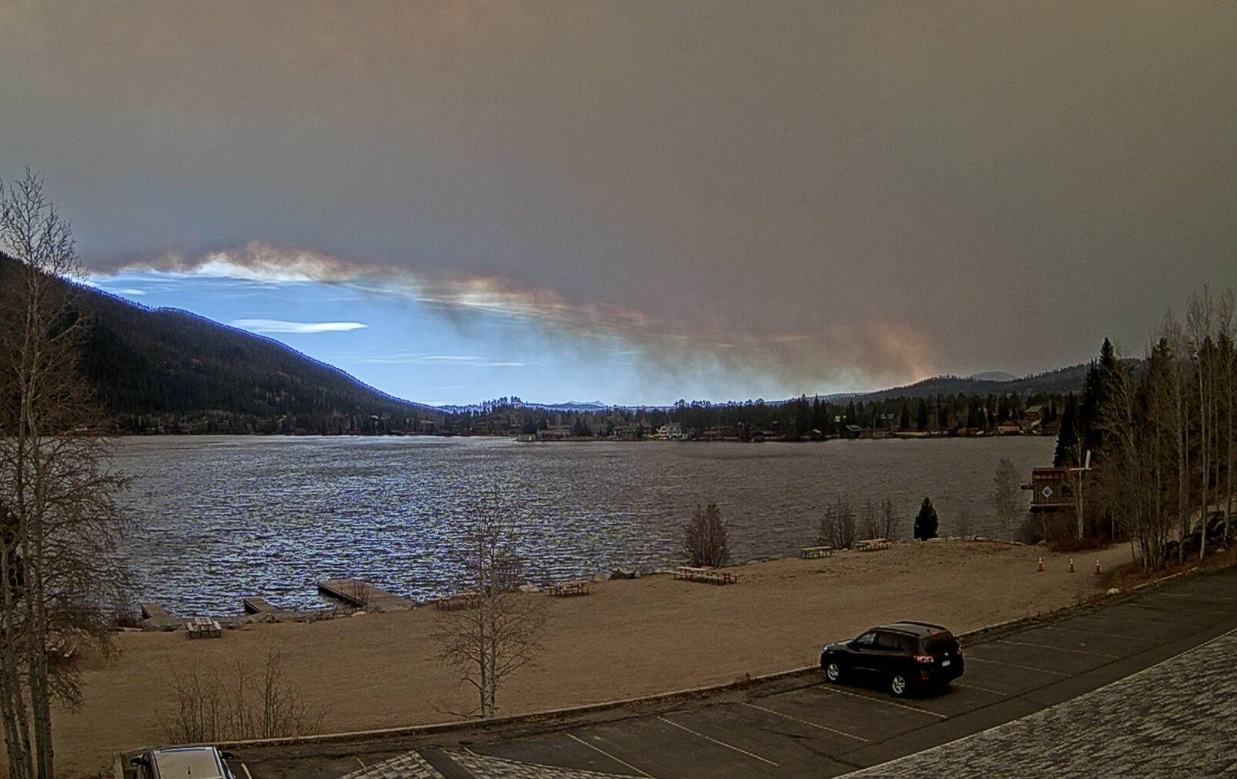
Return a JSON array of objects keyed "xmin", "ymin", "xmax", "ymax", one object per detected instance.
[
  {"xmin": 536, "ymin": 425, "xmax": 572, "ymax": 441},
  {"xmin": 996, "ymin": 421, "xmax": 1021, "ymax": 435},
  {"xmin": 655, "ymin": 422, "xmax": 687, "ymax": 441},
  {"xmin": 1022, "ymin": 405, "xmax": 1044, "ymax": 433},
  {"xmin": 610, "ymin": 423, "xmax": 641, "ymax": 441}
]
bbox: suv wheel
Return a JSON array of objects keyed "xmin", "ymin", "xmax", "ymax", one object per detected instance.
[
  {"xmin": 890, "ymin": 673, "xmax": 909, "ymax": 697},
  {"xmin": 825, "ymin": 661, "xmax": 842, "ymax": 683}
]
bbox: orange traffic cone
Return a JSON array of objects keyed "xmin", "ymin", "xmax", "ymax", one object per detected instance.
[
  {"xmin": 1094, "ymin": 560, "xmax": 1101, "ymax": 575},
  {"xmin": 1068, "ymin": 558, "xmax": 1075, "ymax": 573},
  {"xmin": 1036, "ymin": 557, "xmax": 1044, "ymax": 573}
]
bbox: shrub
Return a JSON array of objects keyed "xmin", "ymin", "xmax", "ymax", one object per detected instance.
[
  {"xmin": 819, "ymin": 495, "xmax": 857, "ymax": 549},
  {"xmin": 683, "ymin": 503, "xmax": 730, "ymax": 567},
  {"xmin": 163, "ymin": 649, "xmax": 324, "ymax": 742}
]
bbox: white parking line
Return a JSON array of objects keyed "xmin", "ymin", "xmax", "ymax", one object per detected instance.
[
  {"xmin": 964, "ymin": 655, "xmax": 1070, "ymax": 676},
  {"xmin": 740, "ymin": 701, "xmax": 870, "ymax": 742},
  {"xmin": 1001, "ymin": 638, "xmax": 1120, "ymax": 659},
  {"xmin": 657, "ymin": 716, "xmax": 780, "ymax": 766},
  {"xmin": 951, "ymin": 682, "xmax": 1007, "ymax": 696},
  {"xmin": 1156, "ymin": 591, "xmax": 1237, "ymax": 603},
  {"xmin": 566, "ymin": 732, "xmax": 657, "ymax": 778},
  {"xmin": 241, "ymin": 764, "xmax": 255, "ymax": 779},
  {"xmin": 817, "ymin": 685, "xmax": 948, "ymax": 719},
  {"xmin": 1041, "ymin": 625, "xmax": 1160, "ymax": 642}
]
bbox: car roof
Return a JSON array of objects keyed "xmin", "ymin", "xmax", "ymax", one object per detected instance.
[
  {"xmin": 151, "ymin": 747, "xmax": 226, "ymax": 779},
  {"xmin": 875, "ymin": 621, "xmax": 952, "ymax": 637}
]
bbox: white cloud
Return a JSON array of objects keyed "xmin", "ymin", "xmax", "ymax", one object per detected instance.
[
  {"xmin": 230, "ymin": 319, "xmax": 367, "ymax": 334},
  {"xmin": 358, "ymin": 352, "xmax": 529, "ymax": 368}
]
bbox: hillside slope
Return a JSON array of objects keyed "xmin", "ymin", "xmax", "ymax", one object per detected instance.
[{"xmin": 1, "ymin": 254, "xmax": 441, "ymax": 434}]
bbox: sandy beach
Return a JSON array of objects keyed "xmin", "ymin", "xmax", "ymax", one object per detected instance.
[{"xmin": 55, "ymin": 540, "xmax": 1137, "ymax": 777}]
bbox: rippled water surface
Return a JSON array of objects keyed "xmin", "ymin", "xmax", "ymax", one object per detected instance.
[{"xmin": 112, "ymin": 435, "xmax": 1054, "ymax": 614}]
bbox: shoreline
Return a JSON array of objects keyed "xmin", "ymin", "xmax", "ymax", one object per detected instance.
[{"xmin": 131, "ymin": 535, "xmax": 1040, "ymax": 629}]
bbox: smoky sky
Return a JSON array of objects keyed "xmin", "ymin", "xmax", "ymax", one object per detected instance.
[{"xmin": 3, "ymin": 1, "xmax": 1235, "ymax": 393}]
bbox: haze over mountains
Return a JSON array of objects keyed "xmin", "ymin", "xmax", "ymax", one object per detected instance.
[{"xmin": 3, "ymin": 255, "xmax": 1092, "ymax": 429}]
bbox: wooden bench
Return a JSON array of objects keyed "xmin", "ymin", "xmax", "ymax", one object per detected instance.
[
  {"xmin": 800, "ymin": 546, "xmax": 834, "ymax": 559},
  {"xmin": 674, "ymin": 566, "xmax": 737, "ymax": 585},
  {"xmin": 548, "ymin": 580, "xmax": 591, "ymax": 597},
  {"xmin": 855, "ymin": 538, "xmax": 890, "ymax": 551},
  {"xmin": 186, "ymin": 616, "xmax": 222, "ymax": 639}
]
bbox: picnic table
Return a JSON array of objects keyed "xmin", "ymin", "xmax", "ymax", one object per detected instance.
[
  {"xmin": 800, "ymin": 545, "xmax": 834, "ymax": 559},
  {"xmin": 548, "ymin": 580, "xmax": 591, "ymax": 597},
  {"xmin": 855, "ymin": 538, "xmax": 891, "ymax": 551},
  {"xmin": 186, "ymin": 616, "xmax": 222, "ymax": 639},
  {"xmin": 674, "ymin": 566, "xmax": 737, "ymax": 585}
]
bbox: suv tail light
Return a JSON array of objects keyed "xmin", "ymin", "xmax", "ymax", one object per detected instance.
[{"xmin": 913, "ymin": 654, "xmax": 935, "ymax": 664}]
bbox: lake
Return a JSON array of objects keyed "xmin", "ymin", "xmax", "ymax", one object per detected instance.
[{"xmin": 112, "ymin": 435, "xmax": 1054, "ymax": 614}]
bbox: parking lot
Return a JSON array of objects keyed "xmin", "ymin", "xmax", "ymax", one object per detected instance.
[{"xmin": 234, "ymin": 566, "xmax": 1237, "ymax": 779}]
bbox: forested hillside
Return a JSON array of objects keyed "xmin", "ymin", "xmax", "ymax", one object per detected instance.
[{"xmin": 0, "ymin": 253, "xmax": 443, "ymax": 434}]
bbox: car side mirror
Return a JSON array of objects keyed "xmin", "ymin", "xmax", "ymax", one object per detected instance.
[
  {"xmin": 130, "ymin": 757, "xmax": 148, "ymax": 766},
  {"xmin": 221, "ymin": 751, "xmax": 235, "ymax": 760}
]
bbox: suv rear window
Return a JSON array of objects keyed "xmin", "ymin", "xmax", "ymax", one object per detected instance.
[{"xmin": 922, "ymin": 632, "xmax": 957, "ymax": 654}]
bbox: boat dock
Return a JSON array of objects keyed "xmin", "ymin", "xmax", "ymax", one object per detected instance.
[
  {"xmin": 242, "ymin": 597, "xmax": 297, "ymax": 621},
  {"xmin": 139, "ymin": 602, "xmax": 182, "ymax": 629},
  {"xmin": 317, "ymin": 578, "xmax": 414, "ymax": 612}
]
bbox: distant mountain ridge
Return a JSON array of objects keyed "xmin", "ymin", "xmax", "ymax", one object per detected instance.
[
  {"xmin": 490, "ymin": 367, "xmax": 1090, "ymax": 412},
  {"xmin": 846, "ymin": 363, "xmax": 1093, "ymax": 402}
]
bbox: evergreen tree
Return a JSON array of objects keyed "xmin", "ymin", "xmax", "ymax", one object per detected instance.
[
  {"xmin": 899, "ymin": 401, "xmax": 911, "ymax": 431},
  {"xmin": 1054, "ymin": 394, "xmax": 1079, "ymax": 466},
  {"xmin": 1078, "ymin": 338, "xmax": 1118, "ymax": 463},
  {"xmin": 914, "ymin": 497, "xmax": 939, "ymax": 540}
]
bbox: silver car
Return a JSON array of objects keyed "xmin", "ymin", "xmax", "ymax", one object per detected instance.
[{"xmin": 129, "ymin": 746, "xmax": 235, "ymax": 779}]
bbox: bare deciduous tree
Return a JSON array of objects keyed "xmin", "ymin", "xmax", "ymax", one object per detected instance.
[
  {"xmin": 879, "ymin": 498, "xmax": 900, "ymax": 541},
  {"xmin": 989, "ymin": 457, "xmax": 1024, "ymax": 541},
  {"xmin": 818, "ymin": 495, "xmax": 856, "ymax": 550},
  {"xmin": 682, "ymin": 502, "xmax": 730, "ymax": 567},
  {"xmin": 434, "ymin": 509, "xmax": 547, "ymax": 718},
  {"xmin": 859, "ymin": 500, "xmax": 882, "ymax": 541},
  {"xmin": 954, "ymin": 507, "xmax": 973, "ymax": 538},
  {"xmin": 0, "ymin": 170, "xmax": 129, "ymax": 779},
  {"xmin": 1095, "ymin": 344, "xmax": 1174, "ymax": 568},
  {"xmin": 1218, "ymin": 292, "xmax": 1235, "ymax": 543},
  {"xmin": 163, "ymin": 649, "xmax": 324, "ymax": 742}
]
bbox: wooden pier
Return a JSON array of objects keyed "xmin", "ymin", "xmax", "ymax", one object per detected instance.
[
  {"xmin": 140, "ymin": 602, "xmax": 171, "ymax": 621},
  {"xmin": 242, "ymin": 597, "xmax": 297, "ymax": 621},
  {"xmin": 139, "ymin": 602, "xmax": 182, "ymax": 629},
  {"xmin": 317, "ymin": 579, "xmax": 414, "ymax": 612}
]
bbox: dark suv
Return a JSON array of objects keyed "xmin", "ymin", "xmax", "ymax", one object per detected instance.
[{"xmin": 820, "ymin": 621, "xmax": 963, "ymax": 697}]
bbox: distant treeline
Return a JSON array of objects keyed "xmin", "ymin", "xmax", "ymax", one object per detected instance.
[{"xmin": 437, "ymin": 392, "xmax": 1065, "ymax": 441}]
